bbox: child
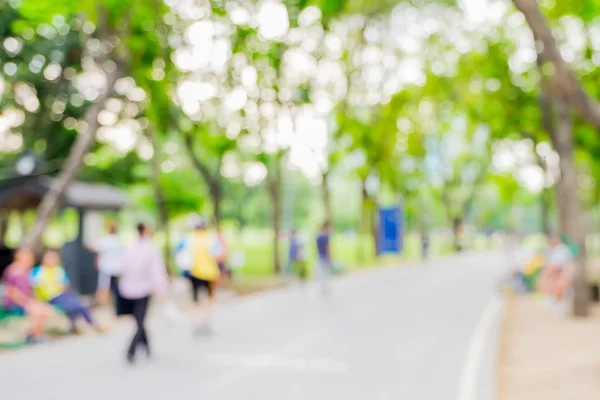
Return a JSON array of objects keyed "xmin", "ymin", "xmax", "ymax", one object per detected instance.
[{"xmin": 30, "ymin": 250, "xmax": 104, "ymax": 334}]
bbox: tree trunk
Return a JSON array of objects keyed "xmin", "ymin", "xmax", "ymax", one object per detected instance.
[
  {"xmin": 370, "ymin": 201, "xmax": 380, "ymax": 257},
  {"xmin": 452, "ymin": 217, "xmax": 462, "ymax": 252},
  {"xmin": 147, "ymin": 128, "xmax": 172, "ymax": 274},
  {"xmin": 540, "ymin": 188, "xmax": 551, "ymax": 235},
  {"xmin": 535, "ymin": 151, "xmax": 552, "ymax": 235},
  {"xmin": 440, "ymin": 188, "xmax": 461, "ymax": 252},
  {"xmin": 322, "ymin": 170, "xmax": 332, "ymax": 226},
  {"xmin": 212, "ymin": 182, "xmax": 222, "ymax": 230},
  {"xmin": 536, "ymin": 39, "xmax": 589, "ymax": 316},
  {"xmin": 269, "ymin": 163, "xmax": 282, "ymax": 275},
  {"xmin": 22, "ymin": 68, "xmax": 120, "ymax": 254},
  {"xmin": 357, "ymin": 181, "xmax": 380, "ymax": 259},
  {"xmin": 513, "ymin": 0, "xmax": 600, "ymax": 131},
  {"xmin": 357, "ymin": 180, "xmax": 368, "ymax": 264},
  {"xmin": 0, "ymin": 213, "xmax": 7, "ymax": 247},
  {"xmin": 183, "ymin": 133, "xmax": 223, "ymax": 228},
  {"xmin": 551, "ymin": 95, "xmax": 588, "ymax": 316}
]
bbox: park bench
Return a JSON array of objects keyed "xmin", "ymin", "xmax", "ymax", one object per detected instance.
[
  {"xmin": 0, "ymin": 284, "xmax": 27, "ymax": 349},
  {"xmin": 0, "ymin": 284, "xmax": 25, "ymax": 323},
  {"xmin": 0, "ymin": 284, "xmax": 73, "ymax": 349}
]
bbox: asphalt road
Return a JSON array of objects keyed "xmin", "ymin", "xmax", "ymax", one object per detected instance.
[{"xmin": 0, "ymin": 252, "xmax": 505, "ymax": 400}]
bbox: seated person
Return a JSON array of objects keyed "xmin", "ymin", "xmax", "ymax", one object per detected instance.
[
  {"xmin": 30, "ymin": 250, "xmax": 104, "ymax": 334},
  {"xmin": 539, "ymin": 234, "xmax": 573, "ymax": 303},
  {"xmin": 2, "ymin": 248, "xmax": 53, "ymax": 343},
  {"xmin": 522, "ymin": 252, "xmax": 544, "ymax": 292}
]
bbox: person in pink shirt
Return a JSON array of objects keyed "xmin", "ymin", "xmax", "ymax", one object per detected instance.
[
  {"xmin": 119, "ymin": 223, "xmax": 169, "ymax": 364},
  {"xmin": 2, "ymin": 248, "xmax": 52, "ymax": 343}
]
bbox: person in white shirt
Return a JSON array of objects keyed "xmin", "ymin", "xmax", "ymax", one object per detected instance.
[
  {"xmin": 508, "ymin": 237, "xmax": 534, "ymax": 293},
  {"xmin": 94, "ymin": 221, "xmax": 123, "ymax": 310},
  {"xmin": 503, "ymin": 230, "xmax": 520, "ymax": 272}
]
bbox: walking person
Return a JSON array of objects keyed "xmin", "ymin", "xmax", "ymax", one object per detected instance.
[
  {"xmin": 93, "ymin": 221, "xmax": 123, "ymax": 312},
  {"xmin": 289, "ymin": 230, "xmax": 307, "ymax": 282},
  {"xmin": 421, "ymin": 230, "xmax": 430, "ymax": 262},
  {"xmin": 119, "ymin": 223, "xmax": 169, "ymax": 364},
  {"xmin": 188, "ymin": 219, "xmax": 220, "ymax": 335},
  {"xmin": 315, "ymin": 222, "xmax": 332, "ymax": 296}
]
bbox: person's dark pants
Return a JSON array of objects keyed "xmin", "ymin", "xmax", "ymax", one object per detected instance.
[
  {"xmin": 109, "ymin": 276, "xmax": 120, "ymax": 315},
  {"xmin": 422, "ymin": 244, "xmax": 429, "ymax": 261},
  {"xmin": 218, "ymin": 262, "xmax": 232, "ymax": 279},
  {"xmin": 188, "ymin": 276, "xmax": 215, "ymax": 302},
  {"xmin": 50, "ymin": 290, "xmax": 95, "ymax": 328},
  {"xmin": 127, "ymin": 296, "xmax": 150, "ymax": 358}
]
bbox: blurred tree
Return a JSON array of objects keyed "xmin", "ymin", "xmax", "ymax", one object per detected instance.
[
  {"xmin": 15, "ymin": 1, "xmax": 166, "ymax": 252},
  {"xmin": 509, "ymin": 0, "xmax": 600, "ymax": 316},
  {"xmin": 512, "ymin": 0, "xmax": 600, "ymax": 130},
  {"xmin": 0, "ymin": 4, "xmax": 87, "ymax": 176},
  {"xmin": 182, "ymin": 122, "xmax": 237, "ymax": 228}
]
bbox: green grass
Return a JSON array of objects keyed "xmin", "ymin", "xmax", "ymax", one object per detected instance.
[
  {"xmin": 230, "ymin": 229, "xmax": 459, "ymax": 276},
  {"xmin": 5, "ymin": 218, "xmax": 463, "ymax": 277},
  {"xmin": 227, "ymin": 275, "xmax": 288, "ymax": 295}
]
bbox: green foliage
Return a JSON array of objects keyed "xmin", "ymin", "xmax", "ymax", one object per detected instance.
[
  {"xmin": 8, "ymin": 0, "xmax": 600, "ymax": 262},
  {"xmin": 0, "ymin": 3, "xmax": 88, "ymax": 175},
  {"xmin": 541, "ymin": 0, "xmax": 600, "ymax": 22},
  {"xmin": 133, "ymin": 168, "xmax": 206, "ymax": 219},
  {"xmin": 309, "ymin": 0, "xmax": 457, "ymax": 24},
  {"xmin": 13, "ymin": 0, "xmax": 77, "ymax": 28}
]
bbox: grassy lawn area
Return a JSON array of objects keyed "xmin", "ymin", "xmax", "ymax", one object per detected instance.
[
  {"xmin": 227, "ymin": 275, "xmax": 288, "ymax": 295},
  {"xmin": 230, "ymin": 229, "xmax": 459, "ymax": 277},
  {"xmin": 5, "ymin": 215, "xmax": 468, "ymax": 278}
]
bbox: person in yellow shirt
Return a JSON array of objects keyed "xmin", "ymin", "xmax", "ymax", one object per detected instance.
[
  {"xmin": 188, "ymin": 219, "xmax": 220, "ymax": 335},
  {"xmin": 523, "ymin": 252, "xmax": 544, "ymax": 292},
  {"xmin": 30, "ymin": 250, "xmax": 104, "ymax": 334}
]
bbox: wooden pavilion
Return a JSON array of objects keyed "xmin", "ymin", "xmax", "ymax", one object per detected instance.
[{"xmin": 0, "ymin": 172, "xmax": 129, "ymax": 295}]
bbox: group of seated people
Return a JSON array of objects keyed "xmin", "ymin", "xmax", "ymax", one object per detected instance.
[
  {"xmin": 2, "ymin": 248, "xmax": 104, "ymax": 344},
  {"xmin": 508, "ymin": 234, "xmax": 574, "ymax": 307}
]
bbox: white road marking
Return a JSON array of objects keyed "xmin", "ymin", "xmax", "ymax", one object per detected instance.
[
  {"xmin": 457, "ymin": 295, "xmax": 504, "ymax": 400},
  {"xmin": 205, "ymin": 353, "xmax": 348, "ymax": 373},
  {"xmin": 214, "ymin": 331, "xmax": 325, "ymax": 387}
]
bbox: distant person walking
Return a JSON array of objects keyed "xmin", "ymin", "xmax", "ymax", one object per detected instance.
[
  {"xmin": 289, "ymin": 230, "xmax": 307, "ymax": 281},
  {"xmin": 188, "ymin": 219, "xmax": 220, "ymax": 335},
  {"xmin": 93, "ymin": 221, "xmax": 123, "ymax": 311},
  {"xmin": 119, "ymin": 223, "xmax": 169, "ymax": 364},
  {"xmin": 316, "ymin": 222, "xmax": 332, "ymax": 295},
  {"xmin": 421, "ymin": 231, "xmax": 430, "ymax": 262}
]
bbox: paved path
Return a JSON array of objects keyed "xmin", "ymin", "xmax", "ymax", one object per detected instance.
[{"xmin": 0, "ymin": 252, "xmax": 505, "ymax": 399}]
